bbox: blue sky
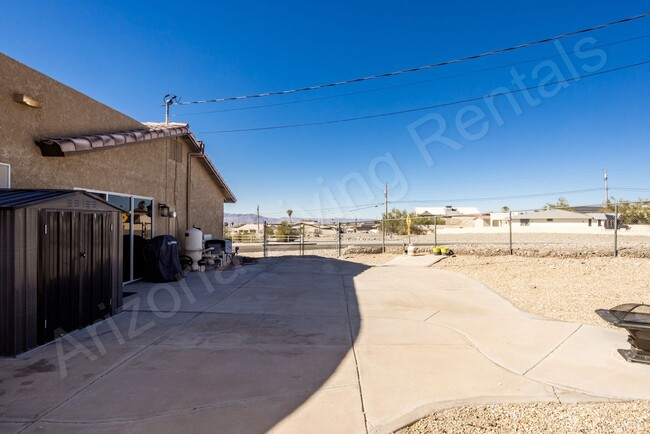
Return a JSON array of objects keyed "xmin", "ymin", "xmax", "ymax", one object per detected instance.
[{"xmin": 3, "ymin": 1, "xmax": 650, "ymax": 220}]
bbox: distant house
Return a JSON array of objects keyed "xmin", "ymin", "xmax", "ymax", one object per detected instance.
[
  {"xmin": 490, "ymin": 212, "xmax": 517, "ymax": 227},
  {"xmin": 511, "ymin": 209, "xmax": 592, "ymax": 227},
  {"xmin": 415, "ymin": 205, "xmax": 481, "ymax": 217},
  {"xmin": 416, "ymin": 206, "xmax": 486, "ymax": 228},
  {"xmin": 230, "ymin": 223, "xmax": 263, "ymax": 234},
  {"xmin": 587, "ymin": 213, "xmax": 616, "ymax": 229}
]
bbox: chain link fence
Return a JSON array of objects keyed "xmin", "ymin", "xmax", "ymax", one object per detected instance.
[{"xmin": 228, "ymin": 201, "xmax": 650, "ymax": 259}]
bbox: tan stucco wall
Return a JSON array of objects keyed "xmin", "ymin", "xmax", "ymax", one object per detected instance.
[
  {"xmin": 0, "ymin": 53, "xmax": 227, "ymax": 241},
  {"xmin": 0, "ymin": 53, "xmax": 143, "ymax": 139}
]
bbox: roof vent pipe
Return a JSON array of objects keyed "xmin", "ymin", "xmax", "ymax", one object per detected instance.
[{"xmin": 163, "ymin": 94, "xmax": 179, "ymax": 125}]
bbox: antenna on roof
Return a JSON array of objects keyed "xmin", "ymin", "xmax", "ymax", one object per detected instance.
[{"xmin": 163, "ymin": 94, "xmax": 179, "ymax": 125}]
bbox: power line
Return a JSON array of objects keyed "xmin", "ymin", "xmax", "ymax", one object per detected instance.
[
  {"xmin": 258, "ymin": 202, "xmax": 384, "ymax": 217},
  {"xmin": 175, "ymin": 12, "xmax": 650, "ymax": 106},
  {"xmin": 392, "ymin": 188, "xmax": 604, "ymax": 204},
  {"xmin": 199, "ymin": 58, "xmax": 650, "ymax": 134},
  {"xmin": 174, "ymin": 33, "xmax": 650, "ymax": 117},
  {"xmin": 237, "ymin": 187, "xmax": 650, "ymax": 218},
  {"xmin": 391, "ymin": 187, "xmax": 650, "ymax": 205}
]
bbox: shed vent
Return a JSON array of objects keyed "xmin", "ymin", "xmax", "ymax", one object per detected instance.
[
  {"xmin": 0, "ymin": 163, "xmax": 10, "ymax": 188},
  {"xmin": 169, "ymin": 140, "xmax": 183, "ymax": 163}
]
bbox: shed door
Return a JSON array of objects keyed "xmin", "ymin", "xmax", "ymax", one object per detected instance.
[{"xmin": 38, "ymin": 211, "xmax": 113, "ymax": 344}]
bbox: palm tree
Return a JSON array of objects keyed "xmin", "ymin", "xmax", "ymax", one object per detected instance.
[{"xmin": 286, "ymin": 209, "xmax": 293, "ymax": 224}]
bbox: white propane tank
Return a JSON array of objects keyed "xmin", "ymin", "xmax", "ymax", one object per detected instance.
[{"xmin": 184, "ymin": 228, "xmax": 204, "ymax": 271}]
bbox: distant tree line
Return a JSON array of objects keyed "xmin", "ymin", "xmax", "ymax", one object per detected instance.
[{"xmin": 382, "ymin": 208, "xmax": 444, "ymax": 235}]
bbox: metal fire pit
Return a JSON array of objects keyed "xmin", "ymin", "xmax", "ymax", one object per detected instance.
[{"xmin": 596, "ymin": 304, "xmax": 650, "ymax": 365}]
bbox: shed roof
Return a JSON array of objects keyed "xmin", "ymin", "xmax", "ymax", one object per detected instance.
[
  {"xmin": 33, "ymin": 122, "xmax": 236, "ymax": 203},
  {"xmin": 0, "ymin": 189, "xmax": 119, "ymax": 210}
]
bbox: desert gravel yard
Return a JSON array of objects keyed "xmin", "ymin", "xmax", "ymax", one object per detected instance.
[{"xmin": 398, "ymin": 401, "xmax": 650, "ymax": 434}]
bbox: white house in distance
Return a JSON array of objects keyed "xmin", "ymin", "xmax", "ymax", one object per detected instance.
[
  {"xmin": 511, "ymin": 209, "xmax": 592, "ymax": 227},
  {"xmin": 415, "ymin": 205, "xmax": 481, "ymax": 217},
  {"xmin": 415, "ymin": 205, "xmax": 489, "ymax": 228}
]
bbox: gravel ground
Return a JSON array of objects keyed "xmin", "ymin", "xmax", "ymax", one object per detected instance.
[{"xmin": 398, "ymin": 401, "xmax": 650, "ymax": 433}]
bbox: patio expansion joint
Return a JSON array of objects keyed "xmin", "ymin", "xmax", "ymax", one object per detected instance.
[
  {"xmin": 522, "ymin": 324, "xmax": 583, "ymax": 377},
  {"xmin": 28, "ymin": 385, "xmax": 360, "ymax": 426},
  {"xmin": 342, "ymin": 274, "xmax": 370, "ymax": 434},
  {"xmin": 425, "ymin": 319, "xmax": 585, "ymax": 396}
]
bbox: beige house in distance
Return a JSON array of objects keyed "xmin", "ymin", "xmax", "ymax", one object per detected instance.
[{"xmin": 0, "ymin": 53, "xmax": 236, "ymax": 283}]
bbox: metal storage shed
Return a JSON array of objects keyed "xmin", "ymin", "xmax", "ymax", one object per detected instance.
[{"xmin": 0, "ymin": 189, "xmax": 123, "ymax": 356}]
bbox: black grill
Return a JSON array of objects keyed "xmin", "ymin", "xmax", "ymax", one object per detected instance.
[{"xmin": 596, "ymin": 304, "xmax": 650, "ymax": 365}]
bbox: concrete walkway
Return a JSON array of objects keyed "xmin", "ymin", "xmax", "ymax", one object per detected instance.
[{"xmin": 1, "ymin": 255, "xmax": 649, "ymax": 433}]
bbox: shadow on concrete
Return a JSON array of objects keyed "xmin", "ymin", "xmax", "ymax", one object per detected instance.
[{"xmin": 0, "ymin": 255, "xmax": 367, "ymax": 433}]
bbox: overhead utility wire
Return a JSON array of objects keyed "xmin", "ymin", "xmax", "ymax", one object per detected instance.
[
  {"xmin": 248, "ymin": 187, "xmax": 650, "ymax": 217},
  {"xmin": 199, "ymin": 59, "xmax": 650, "ymax": 134},
  {"xmin": 392, "ymin": 187, "xmax": 650, "ymax": 204},
  {"xmin": 259, "ymin": 202, "xmax": 384, "ymax": 217},
  {"xmin": 175, "ymin": 33, "xmax": 650, "ymax": 116},
  {"xmin": 176, "ymin": 12, "xmax": 650, "ymax": 106}
]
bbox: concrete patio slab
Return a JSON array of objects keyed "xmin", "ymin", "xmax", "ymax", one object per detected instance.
[
  {"xmin": 383, "ymin": 254, "xmax": 446, "ymax": 267},
  {"xmin": 46, "ymin": 345, "xmax": 359, "ymax": 422},
  {"xmin": 348, "ymin": 289, "xmax": 436, "ymax": 321},
  {"xmin": 356, "ymin": 344, "xmax": 556, "ymax": 433},
  {"xmin": 430, "ymin": 312, "xmax": 582, "ymax": 374},
  {"xmin": 352, "ymin": 317, "xmax": 466, "ymax": 347},
  {"xmin": 0, "ymin": 311, "xmax": 196, "ymax": 421},
  {"xmin": 24, "ymin": 386, "xmax": 365, "ymax": 434},
  {"xmin": 526, "ymin": 325, "xmax": 650, "ymax": 400},
  {"xmin": 242, "ymin": 271, "xmax": 345, "ymax": 291},
  {"xmin": 3, "ymin": 255, "xmax": 650, "ymax": 434},
  {"xmin": 160, "ymin": 312, "xmax": 352, "ymax": 347},
  {"xmin": 208, "ymin": 286, "xmax": 349, "ymax": 317},
  {"xmin": 0, "ymin": 423, "xmax": 27, "ymax": 434}
]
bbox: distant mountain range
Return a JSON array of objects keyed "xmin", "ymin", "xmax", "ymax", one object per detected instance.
[
  {"xmin": 224, "ymin": 213, "xmax": 284, "ymax": 225},
  {"xmin": 224, "ymin": 213, "xmax": 372, "ymax": 226}
]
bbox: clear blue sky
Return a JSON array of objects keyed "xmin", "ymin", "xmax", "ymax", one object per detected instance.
[{"xmin": 3, "ymin": 1, "xmax": 650, "ymax": 220}]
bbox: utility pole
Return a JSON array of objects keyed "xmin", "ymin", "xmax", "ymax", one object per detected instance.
[
  {"xmin": 382, "ymin": 183, "xmax": 388, "ymax": 253},
  {"xmin": 604, "ymin": 170, "xmax": 609, "ymax": 205},
  {"xmin": 257, "ymin": 205, "xmax": 260, "ymax": 234}
]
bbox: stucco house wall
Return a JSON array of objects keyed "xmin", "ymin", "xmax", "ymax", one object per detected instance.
[{"xmin": 0, "ymin": 53, "xmax": 233, "ymax": 242}]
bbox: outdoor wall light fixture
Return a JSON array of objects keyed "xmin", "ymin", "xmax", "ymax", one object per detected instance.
[
  {"xmin": 158, "ymin": 203, "xmax": 177, "ymax": 218},
  {"xmin": 13, "ymin": 93, "xmax": 42, "ymax": 108}
]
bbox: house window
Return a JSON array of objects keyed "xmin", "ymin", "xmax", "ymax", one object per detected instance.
[
  {"xmin": 546, "ymin": 219, "xmax": 554, "ymax": 222},
  {"xmin": 520, "ymin": 219, "xmax": 530, "ymax": 226},
  {"xmin": 76, "ymin": 188, "xmax": 154, "ymax": 284},
  {"xmin": 0, "ymin": 163, "xmax": 10, "ymax": 188}
]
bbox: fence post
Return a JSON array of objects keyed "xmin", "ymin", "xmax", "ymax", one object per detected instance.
[
  {"xmin": 382, "ymin": 217, "xmax": 386, "ymax": 253},
  {"xmin": 301, "ymin": 223, "xmax": 304, "ymax": 257},
  {"xmin": 614, "ymin": 202, "xmax": 619, "ymax": 257},
  {"xmin": 337, "ymin": 222, "xmax": 342, "ymax": 258},
  {"xmin": 509, "ymin": 211, "xmax": 513, "ymax": 255},
  {"xmin": 263, "ymin": 221, "xmax": 268, "ymax": 258},
  {"xmin": 434, "ymin": 218, "xmax": 438, "ymax": 247}
]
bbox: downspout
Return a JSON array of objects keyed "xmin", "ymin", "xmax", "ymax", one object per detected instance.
[{"xmin": 186, "ymin": 140, "xmax": 205, "ymax": 230}]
